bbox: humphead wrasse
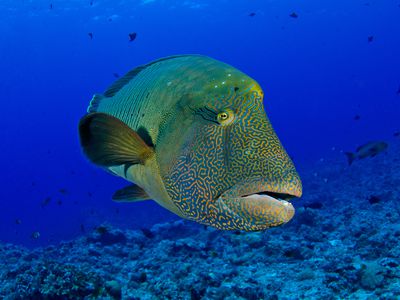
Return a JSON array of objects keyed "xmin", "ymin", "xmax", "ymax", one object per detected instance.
[{"xmin": 78, "ymin": 55, "xmax": 302, "ymax": 231}]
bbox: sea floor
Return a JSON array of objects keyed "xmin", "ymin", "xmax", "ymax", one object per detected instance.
[{"xmin": 1, "ymin": 141, "xmax": 400, "ymax": 299}]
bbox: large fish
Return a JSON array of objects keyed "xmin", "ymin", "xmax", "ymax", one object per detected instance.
[{"xmin": 78, "ymin": 55, "xmax": 302, "ymax": 231}]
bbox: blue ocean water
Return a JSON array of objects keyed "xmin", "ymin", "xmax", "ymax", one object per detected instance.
[
  {"xmin": 1, "ymin": 0, "xmax": 399, "ymax": 245},
  {"xmin": 0, "ymin": 1, "xmax": 400, "ymax": 297}
]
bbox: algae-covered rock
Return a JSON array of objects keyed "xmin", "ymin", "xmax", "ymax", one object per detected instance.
[
  {"xmin": 105, "ymin": 280, "xmax": 122, "ymax": 299},
  {"xmin": 359, "ymin": 261, "xmax": 386, "ymax": 290}
]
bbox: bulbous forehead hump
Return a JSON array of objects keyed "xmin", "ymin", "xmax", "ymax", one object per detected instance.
[{"xmin": 184, "ymin": 60, "xmax": 264, "ymax": 109}]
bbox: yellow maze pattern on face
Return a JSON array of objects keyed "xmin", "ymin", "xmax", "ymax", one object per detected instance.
[{"xmin": 164, "ymin": 122, "xmax": 229, "ymax": 223}]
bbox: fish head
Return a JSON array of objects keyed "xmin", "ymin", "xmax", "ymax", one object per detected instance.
[{"xmin": 157, "ymin": 67, "xmax": 302, "ymax": 231}]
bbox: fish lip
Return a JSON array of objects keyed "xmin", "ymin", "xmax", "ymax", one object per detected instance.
[
  {"xmin": 242, "ymin": 191, "xmax": 295, "ymax": 201},
  {"xmin": 220, "ymin": 177, "xmax": 302, "ymax": 202}
]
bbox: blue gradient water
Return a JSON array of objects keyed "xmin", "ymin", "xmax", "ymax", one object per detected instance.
[{"xmin": 1, "ymin": 0, "xmax": 399, "ymax": 247}]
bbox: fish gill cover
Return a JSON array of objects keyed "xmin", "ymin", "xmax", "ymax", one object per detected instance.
[{"xmin": 0, "ymin": 0, "xmax": 399, "ymax": 299}]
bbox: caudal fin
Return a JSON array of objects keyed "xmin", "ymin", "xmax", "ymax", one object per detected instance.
[{"xmin": 345, "ymin": 152, "xmax": 356, "ymax": 165}]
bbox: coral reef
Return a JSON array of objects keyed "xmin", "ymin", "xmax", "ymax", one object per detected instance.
[{"xmin": 1, "ymin": 142, "xmax": 399, "ymax": 299}]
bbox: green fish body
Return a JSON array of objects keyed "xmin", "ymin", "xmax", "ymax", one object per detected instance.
[{"xmin": 79, "ymin": 55, "xmax": 302, "ymax": 231}]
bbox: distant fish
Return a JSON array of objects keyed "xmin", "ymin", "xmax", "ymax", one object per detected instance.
[
  {"xmin": 397, "ymin": 85, "xmax": 400, "ymax": 95},
  {"xmin": 128, "ymin": 32, "xmax": 137, "ymax": 42},
  {"xmin": 368, "ymin": 36, "xmax": 374, "ymax": 42},
  {"xmin": 113, "ymin": 73, "xmax": 120, "ymax": 78},
  {"xmin": 90, "ymin": 0, "xmax": 93, "ymax": 6},
  {"xmin": 248, "ymin": 12, "xmax": 256, "ymax": 17},
  {"xmin": 353, "ymin": 115, "xmax": 361, "ymax": 121},
  {"xmin": 15, "ymin": 219, "xmax": 22, "ymax": 225},
  {"xmin": 31, "ymin": 231, "xmax": 41, "ymax": 239},
  {"xmin": 96, "ymin": 225, "xmax": 108, "ymax": 235},
  {"xmin": 345, "ymin": 141, "xmax": 388, "ymax": 165},
  {"xmin": 140, "ymin": 228, "xmax": 154, "ymax": 239},
  {"xmin": 50, "ymin": 3, "xmax": 53, "ymax": 9},
  {"xmin": 304, "ymin": 202, "xmax": 323, "ymax": 209},
  {"xmin": 289, "ymin": 12, "xmax": 298, "ymax": 18},
  {"xmin": 59, "ymin": 188, "xmax": 68, "ymax": 195},
  {"xmin": 394, "ymin": 131, "xmax": 400, "ymax": 137},
  {"xmin": 88, "ymin": 32, "xmax": 93, "ymax": 40},
  {"xmin": 41, "ymin": 196, "xmax": 51, "ymax": 207},
  {"xmin": 57, "ymin": 199, "xmax": 63, "ymax": 205},
  {"xmin": 78, "ymin": 55, "xmax": 302, "ymax": 231},
  {"xmin": 368, "ymin": 195, "xmax": 381, "ymax": 204}
]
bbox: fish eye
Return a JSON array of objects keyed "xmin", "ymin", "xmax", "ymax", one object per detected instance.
[
  {"xmin": 218, "ymin": 112, "xmax": 229, "ymax": 121},
  {"xmin": 216, "ymin": 109, "xmax": 235, "ymax": 125}
]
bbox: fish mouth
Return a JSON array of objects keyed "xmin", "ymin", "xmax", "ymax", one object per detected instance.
[
  {"xmin": 210, "ymin": 177, "xmax": 302, "ymax": 230},
  {"xmin": 241, "ymin": 191, "xmax": 295, "ymax": 202},
  {"xmin": 213, "ymin": 185, "xmax": 298, "ymax": 230},
  {"xmin": 220, "ymin": 176, "xmax": 302, "ymax": 202}
]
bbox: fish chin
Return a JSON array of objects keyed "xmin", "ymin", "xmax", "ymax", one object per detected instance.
[{"xmin": 214, "ymin": 192, "xmax": 295, "ymax": 231}]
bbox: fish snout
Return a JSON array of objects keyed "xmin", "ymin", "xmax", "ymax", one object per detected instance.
[
  {"xmin": 244, "ymin": 150, "xmax": 303, "ymax": 199},
  {"xmin": 279, "ymin": 167, "xmax": 303, "ymax": 198}
]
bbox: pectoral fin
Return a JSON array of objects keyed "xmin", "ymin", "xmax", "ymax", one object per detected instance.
[
  {"xmin": 112, "ymin": 184, "xmax": 151, "ymax": 202},
  {"xmin": 79, "ymin": 112, "xmax": 154, "ymax": 167}
]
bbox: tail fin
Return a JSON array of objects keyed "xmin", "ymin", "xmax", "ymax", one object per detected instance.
[{"xmin": 345, "ymin": 152, "xmax": 355, "ymax": 165}]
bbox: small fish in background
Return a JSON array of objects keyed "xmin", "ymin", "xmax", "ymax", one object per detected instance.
[
  {"xmin": 345, "ymin": 141, "xmax": 388, "ymax": 165},
  {"xmin": 113, "ymin": 73, "xmax": 120, "ymax": 78},
  {"xmin": 289, "ymin": 12, "xmax": 298, "ymax": 18},
  {"xmin": 90, "ymin": 0, "xmax": 94, "ymax": 6},
  {"xmin": 96, "ymin": 225, "xmax": 108, "ymax": 235},
  {"xmin": 41, "ymin": 196, "xmax": 51, "ymax": 207},
  {"xmin": 394, "ymin": 131, "xmax": 400, "ymax": 137},
  {"xmin": 140, "ymin": 228, "xmax": 154, "ymax": 239},
  {"xmin": 304, "ymin": 202, "xmax": 323, "ymax": 209},
  {"xmin": 31, "ymin": 231, "xmax": 41, "ymax": 239},
  {"xmin": 396, "ymin": 85, "xmax": 400, "ymax": 95},
  {"xmin": 248, "ymin": 12, "xmax": 256, "ymax": 17},
  {"xmin": 128, "ymin": 32, "xmax": 137, "ymax": 42},
  {"xmin": 353, "ymin": 115, "xmax": 361, "ymax": 121},
  {"xmin": 368, "ymin": 195, "xmax": 381, "ymax": 204},
  {"xmin": 87, "ymin": 191, "xmax": 93, "ymax": 197},
  {"xmin": 15, "ymin": 219, "xmax": 22, "ymax": 225},
  {"xmin": 368, "ymin": 36, "xmax": 374, "ymax": 42},
  {"xmin": 49, "ymin": 3, "xmax": 53, "ymax": 9},
  {"xmin": 59, "ymin": 188, "xmax": 68, "ymax": 195},
  {"xmin": 57, "ymin": 199, "xmax": 63, "ymax": 205},
  {"xmin": 88, "ymin": 32, "xmax": 93, "ymax": 40}
]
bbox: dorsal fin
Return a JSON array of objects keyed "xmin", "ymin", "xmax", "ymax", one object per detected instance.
[
  {"xmin": 104, "ymin": 66, "xmax": 146, "ymax": 97},
  {"xmin": 103, "ymin": 55, "xmax": 194, "ymax": 98},
  {"xmin": 87, "ymin": 94, "xmax": 105, "ymax": 113}
]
